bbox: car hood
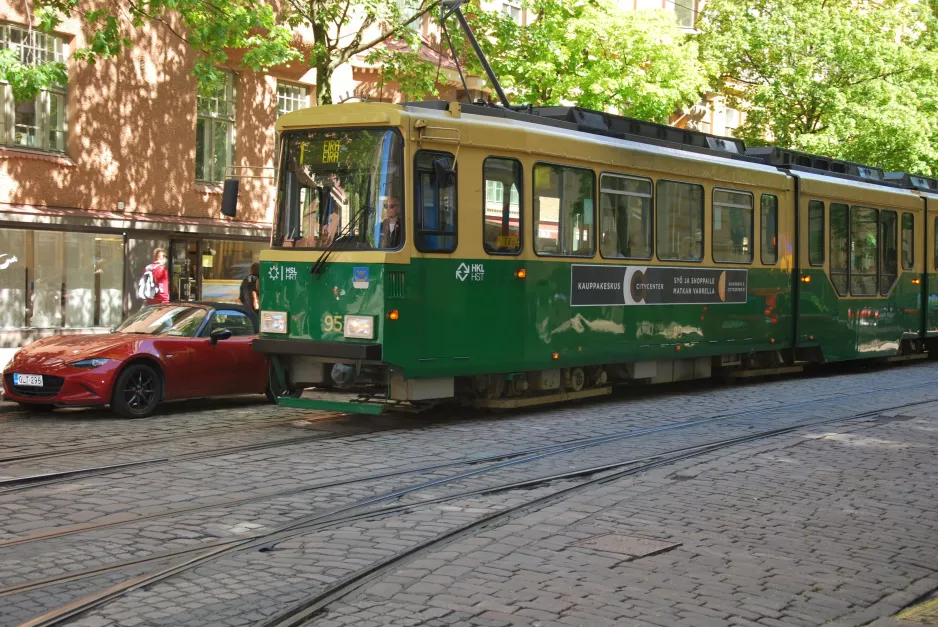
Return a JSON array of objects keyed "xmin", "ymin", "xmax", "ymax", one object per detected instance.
[{"xmin": 8, "ymin": 334, "xmax": 141, "ymax": 371}]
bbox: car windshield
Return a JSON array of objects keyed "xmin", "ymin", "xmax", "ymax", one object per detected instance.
[
  {"xmin": 273, "ymin": 129, "xmax": 404, "ymax": 249},
  {"xmin": 115, "ymin": 306, "xmax": 208, "ymax": 337}
]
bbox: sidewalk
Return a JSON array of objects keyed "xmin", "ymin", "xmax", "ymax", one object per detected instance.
[{"xmin": 315, "ymin": 403, "xmax": 938, "ymax": 626}]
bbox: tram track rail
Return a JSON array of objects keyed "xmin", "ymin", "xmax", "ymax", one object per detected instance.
[
  {"xmin": 2, "ymin": 380, "xmax": 928, "ymax": 549},
  {"xmin": 8, "ymin": 395, "xmax": 937, "ymax": 626}
]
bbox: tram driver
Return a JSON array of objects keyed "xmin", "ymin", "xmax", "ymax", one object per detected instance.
[{"xmin": 379, "ymin": 196, "xmax": 402, "ymax": 248}]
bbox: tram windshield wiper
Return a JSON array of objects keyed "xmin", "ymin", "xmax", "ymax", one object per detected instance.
[{"xmin": 310, "ymin": 203, "xmax": 373, "ymax": 277}]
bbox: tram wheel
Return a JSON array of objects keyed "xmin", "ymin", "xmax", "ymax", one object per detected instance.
[{"xmin": 112, "ymin": 363, "xmax": 161, "ymax": 419}]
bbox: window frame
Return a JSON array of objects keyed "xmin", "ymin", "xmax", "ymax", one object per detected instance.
[
  {"xmin": 829, "ymin": 203, "xmax": 850, "ymax": 297},
  {"xmin": 482, "ymin": 156, "xmax": 524, "ymax": 257},
  {"xmin": 655, "ymin": 178, "xmax": 705, "ymax": 263},
  {"xmin": 0, "ymin": 24, "xmax": 68, "ymax": 153},
  {"xmin": 880, "ymin": 209, "xmax": 898, "ymax": 296},
  {"xmin": 414, "ymin": 149, "xmax": 458, "ymax": 254},
  {"xmin": 760, "ymin": 194, "xmax": 779, "ymax": 266},
  {"xmin": 598, "ymin": 171, "xmax": 654, "ymax": 261},
  {"xmin": 532, "ymin": 161, "xmax": 596, "ymax": 258},
  {"xmin": 711, "ymin": 187, "xmax": 754, "ymax": 265},
  {"xmin": 901, "ymin": 212, "xmax": 915, "ymax": 271},
  {"xmin": 849, "ymin": 205, "xmax": 879, "ymax": 297},
  {"xmin": 195, "ymin": 71, "xmax": 237, "ymax": 184},
  {"xmin": 808, "ymin": 200, "xmax": 825, "ymax": 267}
]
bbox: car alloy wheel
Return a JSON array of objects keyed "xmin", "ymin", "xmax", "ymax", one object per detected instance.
[{"xmin": 113, "ymin": 363, "xmax": 161, "ymax": 418}]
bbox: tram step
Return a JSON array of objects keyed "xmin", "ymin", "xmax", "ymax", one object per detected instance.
[
  {"xmin": 474, "ymin": 387, "xmax": 613, "ymax": 410},
  {"xmin": 724, "ymin": 365, "xmax": 804, "ymax": 379}
]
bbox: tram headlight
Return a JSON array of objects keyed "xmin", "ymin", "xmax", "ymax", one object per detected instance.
[
  {"xmin": 343, "ymin": 315, "xmax": 375, "ymax": 339},
  {"xmin": 260, "ymin": 311, "xmax": 288, "ymax": 334}
]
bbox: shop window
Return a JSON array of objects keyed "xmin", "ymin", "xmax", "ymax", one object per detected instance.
[
  {"xmin": 808, "ymin": 200, "xmax": 825, "ymax": 266},
  {"xmin": 761, "ymin": 194, "xmax": 778, "ymax": 265},
  {"xmin": 483, "ymin": 157, "xmax": 522, "ymax": 254},
  {"xmin": 0, "ymin": 25, "xmax": 67, "ymax": 152},
  {"xmin": 712, "ymin": 188, "xmax": 753, "ymax": 263},
  {"xmin": 533, "ymin": 163, "xmax": 595, "ymax": 256},
  {"xmin": 0, "ymin": 229, "xmax": 123, "ymax": 330},
  {"xmin": 830, "ymin": 203, "xmax": 848, "ymax": 296},
  {"xmin": 196, "ymin": 72, "xmax": 236, "ymax": 183},
  {"xmin": 850, "ymin": 206, "xmax": 878, "ymax": 296},
  {"xmin": 200, "ymin": 239, "xmax": 266, "ymax": 303},
  {"xmin": 415, "ymin": 151, "xmax": 457, "ymax": 253},
  {"xmin": 656, "ymin": 180, "xmax": 703, "ymax": 262},
  {"xmin": 901, "ymin": 212, "xmax": 914, "ymax": 270},
  {"xmin": 881, "ymin": 210, "xmax": 898, "ymax": 295},
  {"xmin": 599, "ymin": 173, "xmax": 652, "ymax": 260}
]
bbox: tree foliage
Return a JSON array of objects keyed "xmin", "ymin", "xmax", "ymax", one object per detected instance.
[
  {"xmin": 379, "ymin": 0, "xmax": 707, "ymax": 123},
  {"xmin": 21, "ymin": 0, "xmax": 436, "ymax": 106},
  {"xmin": 697, "ymin": 0, "xmax": 938, "ymax": 176}
]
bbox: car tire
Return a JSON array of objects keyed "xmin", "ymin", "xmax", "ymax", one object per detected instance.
[
  {"xmin": 17, "ymin": 402, "xmax": 55, "ymax": 412},
  {"xmin": 112, "ymin": 363, "xmax": 161, "ymax": 419}
]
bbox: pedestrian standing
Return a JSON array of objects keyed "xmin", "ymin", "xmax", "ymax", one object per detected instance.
[
  {"xmin": 240, "ymin": 262, "xmax": 260, "ymax": 312},
  {"xmin": 138, "ymin": 248, "xmax": 170, "ymax": 305}
]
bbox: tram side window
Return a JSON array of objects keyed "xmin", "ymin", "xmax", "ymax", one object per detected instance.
[
  {"xmin": 851, "ymin": 206, "xmax": 879, "ymax": 296},
  {"xmin": 712, "ymin": 189, "xmax": 753, "ymax": 263},
  {"xmin": 901, "ymin": 212, "xmax": 914, "ymax": 270},
  {"xmin": 533, "ymin": 163, "xmax": 595, "ymax": 256},
  {"xmin": 808, "ymin": 200, "xmax": 824, "ymax": 266},
  {"xmin": 761, "ymin": 194, "xmax": 778, "ymax": 265},
  {"xmin": 657, "ymin": 180, "xmax": 704, "ymax": 262},
  {"xmin": 414, "ymin": 151, "xmax": 457, "ymax": 253},
  {"xmin": 483, "ymin": 158, "xmax": 522, "ymax": 254},
  {"xmin": 599, "ymin": 174, "xmax": 652, "ymax": 259},
  {"xmin": 934, "ymin": 216, "xmax": 938, "ymax": 271},
  {"xmin": 881, "ymin": 210, "xmax": 898, "ymax": 295},
  {"xmin": 830, "ymin": 203, "xmax": 849, "ymax": 296}
]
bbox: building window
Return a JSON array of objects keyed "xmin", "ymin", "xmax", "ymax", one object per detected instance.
[
  {"xmin": 483, "ymin": 158, "xmax": 522, "ymax": 254},
  {"xmin": 501, "ymin": 0, "xmax": 523, "ymax": 24},
  {"xmin": 0, "ymin": 25, "xmax": 67, "ymax": 152},
  {"xmin": 656, "ymin": 180, "xmax": 703, "ymax": 262},
  {"xmin": 196, "ymin": 72, "xmax": 236, "ymax": 183},
  {"xmin": 599, "ymin": 173, "xmax": 652, "ymax": 260},
  {"xmin": 533, "ymin": 163, "xmax": 595, "ymax": 257},
  {"xmin": 712, "ymin": 188, "xmax": 753, "ymax": 263},
  {"xmin": 673, "ymin": 0, "xmax": 697, "ymax": 28},
  {"xmin": 724, "ymin": 107, "xmax": 740, "ymax": 137},
  {"xmin": 0, "ymin": 229, "xmax": 123, "ymax": 329},
  {"xmin": 277, "ymin": 82, "xmax": 309, "ymax": 116},
  {"xmin": 399, "ymin": 0, "xmax": 422, "ymax": 31}
]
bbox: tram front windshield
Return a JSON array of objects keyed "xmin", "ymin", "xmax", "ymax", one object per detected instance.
[{"xmin": 274, "ymin": 129, "xmax": 404, "ymax": 249}]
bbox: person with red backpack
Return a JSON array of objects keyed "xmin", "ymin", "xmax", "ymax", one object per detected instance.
[{"xmin": 138, "ymin": 248, "xmax": 170, "ymax": 304}]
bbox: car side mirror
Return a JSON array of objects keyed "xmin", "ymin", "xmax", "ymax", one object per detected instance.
[
  {"xmin": 221, "ymin": 179, "xmax": 239, "ymax": 217},
  {"xmin": 210, "ymin": 328, "xmax": 232, "ymax": 345}
]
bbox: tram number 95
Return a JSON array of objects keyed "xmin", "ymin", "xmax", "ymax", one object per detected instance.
[{"xmin": 322, "ymin": 314, "xmax": 343, "ymax": 333}]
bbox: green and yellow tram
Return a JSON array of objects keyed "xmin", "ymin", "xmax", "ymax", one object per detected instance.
[{"xmin": 226, "ymin": 100, "xmax": 938, "ymax": 414}]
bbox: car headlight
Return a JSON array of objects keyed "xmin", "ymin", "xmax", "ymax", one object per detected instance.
[
  {"xmin": 261, "ymin": 311, "xmax": 288, "ymax": 334},
  {"xmin": 69, "ymin": 358, "xmax": 111, "ymax": 369},
  {"xmin": 343, "ymin": 315, "xmax": 375, "ymax": 339}
]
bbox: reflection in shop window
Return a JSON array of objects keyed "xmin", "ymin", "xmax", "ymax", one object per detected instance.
[
  {"xmin": 200, "ymin": 239, "xmax": 266, "ymax": 303},
  {"xmin": 0, "ymin": 229, "xmax": 123, "ymax": 329}
]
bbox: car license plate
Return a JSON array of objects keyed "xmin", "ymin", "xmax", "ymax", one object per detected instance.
[{"xmin": 13, "ymin": 374, "xmax": 43, "ymax": 387}]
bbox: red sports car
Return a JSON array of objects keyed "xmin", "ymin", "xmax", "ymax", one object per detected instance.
[{"xmin": 2, "ymin": 303, "xmax": 269, "ymax": 418}]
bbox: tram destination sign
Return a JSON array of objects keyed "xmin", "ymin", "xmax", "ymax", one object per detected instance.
[{"xmin": 570, "ymin": 264, "xmax": 748, "ymax": 306}]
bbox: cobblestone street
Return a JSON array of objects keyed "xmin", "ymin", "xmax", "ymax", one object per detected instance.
[{"xmin": 1, "ymin": 363, "xmax": 937, "ymax": 627}]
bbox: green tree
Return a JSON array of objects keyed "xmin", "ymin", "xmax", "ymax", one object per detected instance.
[
  {"xmin": 698, "ymin": 0, "xmax": 938, "ymax": 176},
  {"xmin": 377, "ymin": 0, "xmax": 707, "ymax": 123},
  {"xmin": 16, "ymin": 0, "xmax": 436, "ymax": 105}
]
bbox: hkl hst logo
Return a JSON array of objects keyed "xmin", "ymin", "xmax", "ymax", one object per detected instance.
[{"xmin": 456, "ymin": 263, "xmax": 484, "ymax": 282}]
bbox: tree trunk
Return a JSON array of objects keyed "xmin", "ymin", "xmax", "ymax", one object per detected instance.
[{"xmin": 316, "ymin": 62, "xmax": 333, "ymax": 106}]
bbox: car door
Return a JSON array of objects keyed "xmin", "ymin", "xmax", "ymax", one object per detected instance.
[{"xmin": 200, "ymin": 309, "xmax": 267, "ymax": 396}]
